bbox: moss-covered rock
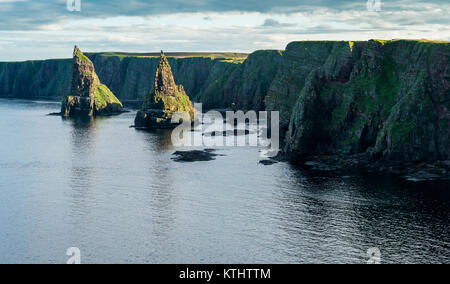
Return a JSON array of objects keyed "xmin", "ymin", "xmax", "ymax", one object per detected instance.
[
  {"xmin": 134, "ymin": 52, "xmax": 195, "ymax": 128},
  {"xmin": 61, "ymin": 46, "xmax": 123, "ymax": 117}
]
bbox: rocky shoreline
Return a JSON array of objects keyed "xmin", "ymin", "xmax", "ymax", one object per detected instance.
[{"xmin": 292, "ymin": 154, "xmax": 450, "ymax": 182}]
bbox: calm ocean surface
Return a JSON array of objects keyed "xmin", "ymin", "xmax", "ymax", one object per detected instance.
[{"xmin": 0, "ymin": 99, "xmax": 449, "ymax": 264}]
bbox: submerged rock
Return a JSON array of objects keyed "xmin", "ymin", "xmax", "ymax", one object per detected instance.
[
  {"xmin": 61, "ymin": 46, "xmax": 123, "ymax": 117},
  {"xmin": 203, "ymin": 129, "xmax": 252, "ymax": 137},
  {"xmin": 135, "ymin": 51, "xmax": 195, "ymax": 129},
  {"xmin": 259, "ymin": 160, "xmax": 278, "ymax": 166},
  {"xmin": 171, "ymin": 149, "xmax": 222, "ymax": 162}
]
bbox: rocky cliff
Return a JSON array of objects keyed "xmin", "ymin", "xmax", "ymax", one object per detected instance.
[
  {"xmin": 273, "ymin": 40, "xmax": 449, "ymax": 164},
  {"xmin": 0, "ymin": 59, "xmax": 71, "ymax": 99},
  {"xmin": 134, "ymin": 52, "xmax": 195, "ymax": 128},
  {"xmin": 61, "ymin": 46, "xmax": 123, "ymax": 116},
  {"xmin": 198, "ymin": 50, "xmax": 283, "ymax": 110}
]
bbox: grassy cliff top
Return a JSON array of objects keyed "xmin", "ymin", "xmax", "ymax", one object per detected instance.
[
  {"xmin": 3, "ymin": 40, "xmax": 448, "ymax": 63},
  {"xmin": 284, "ymin": 39, "xmax": 449, "ymax": 54},
  {"xmin": 86, "ymin": 52, "xmax": 249, "ymax": 62},
  {"xmin": 284, "ymin": 39, "xmax": 449, "ymax": 46},
  {"xmin": 373, "ymin": 39, "xmax": 450, "ymax": 44}
]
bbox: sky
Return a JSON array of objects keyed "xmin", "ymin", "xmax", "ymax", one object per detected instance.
[{"xmin": 0, "ymin": 0, "xmax": 448, "ymax": 61}]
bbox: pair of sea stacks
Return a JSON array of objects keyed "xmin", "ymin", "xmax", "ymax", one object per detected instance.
[{"xmin": 62, "ymin": 47, "xmax": 195, "ymax": 128}]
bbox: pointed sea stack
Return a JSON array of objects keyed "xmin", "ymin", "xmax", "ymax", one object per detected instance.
[
  {"xmin": 134, "ymin": 51, "xmax": 195, "ymax": 129},
  {"xmin": 61, "ymin": 46, "xmax": 123, "ymax": 117}
]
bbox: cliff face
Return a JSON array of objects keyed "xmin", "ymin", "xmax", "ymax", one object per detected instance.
[
  {"xmin": 134, "ymin": 52, "xmax": 195, "ymax": 128},
  {"xmin": 198, "ymin": 50, "xmax": 283, "ymax": 110},
  {"xmin": 61, "ymin": 46, "xmax": 123, "ymax": 116},
  {"xmin": 266, "ymin": 42, "xmax": 353, "ymax": 132},
  {"xmin": 0, "ymin": 59, "xmax": 71, "ymax": 99},
  {"xmin": 88, "ymin": 54, "xmax": 224, "ymax": 103},
  {"xmin": 278, "ymin": 40, "xmax": 449, "ymax": 162}
]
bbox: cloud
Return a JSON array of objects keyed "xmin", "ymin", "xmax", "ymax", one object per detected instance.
[
  {"xmin": 0, "ymin": 0, "xmax": 447, "ymax": 30},
  {"xmin": 262, "ymin": 19, "xmax": 297, "ymax": 28},
  {"xmin": 0, "ymin": 0, "xmax": 448, "ymax": 60}
]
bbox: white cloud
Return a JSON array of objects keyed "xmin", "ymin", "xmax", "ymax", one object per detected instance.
[{"xmin": 0, "ymin": 2, "xmax": 448, "ymax": 61}]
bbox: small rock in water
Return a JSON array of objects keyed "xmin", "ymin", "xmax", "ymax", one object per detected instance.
[
  {"xmin": 259, "ymin": 160, "xmax": 278, "ymax": 166},
  {"xmin": 304, "ymin": 161, "xmax": 339, "ymax": 171},
  {"xmin": 171, "ymin": 149, "xmax": 223, "ymax": 162},
  {"xmin": 406, "ymin": 177, "xmax": 421, "ymax": 183},
  {"xmin": 47, "ymin": 112, "xmax": 62, "ymax": 116},
  {"xmin": 404, "ymin": 170, "xmax": 442, "ymax": 182},
  {"xmin": 203, "ymin": 129, "xmax": 252, "ymax": 137}
]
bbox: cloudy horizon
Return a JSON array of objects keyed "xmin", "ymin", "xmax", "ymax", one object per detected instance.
[{"xmin": 0, "ymin": 0, "xmax": 448, "ymax": 61}]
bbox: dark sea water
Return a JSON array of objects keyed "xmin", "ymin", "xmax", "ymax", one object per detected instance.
[{"xmin": 0, "ymin": 99, "xmax": 449, "ymax": 264}]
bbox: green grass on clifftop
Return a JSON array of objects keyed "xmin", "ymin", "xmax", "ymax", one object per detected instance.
[
  {"xmin": 87, "ymin": 52, "xmax": 249, "ymax": 63},
  {"xmin": 95, "ymin": 83, "xmax": 123, "ymax": 111}
]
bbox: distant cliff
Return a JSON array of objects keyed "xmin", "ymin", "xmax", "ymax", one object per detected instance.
[{"xmin": 0, "ymin": 59, "xmax": 71, "ymax": 100}]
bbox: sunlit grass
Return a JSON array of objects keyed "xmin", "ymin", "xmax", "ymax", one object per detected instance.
[{"xmin": 88, "ymin": 52, "xmax": 249, "ymax": 62}]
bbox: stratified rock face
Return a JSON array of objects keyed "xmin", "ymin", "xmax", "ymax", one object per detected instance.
[
  {"xmin": 277, "ymin": 40, "xmax": 450, "ymax": 163},
  {"xmin": 135, "ymin": 52, "xmax": 195, "ymax": 128},
  {"xmin": 198, "ymin": 50, "xmax": 283, "ymax": 110},
  {"xmin": 61, "ymin": 46, "xmax": 123, "ymax": 116},
  {"xmin": 0, "ymin": 59, "xmax": 71, "ymax": 100}
]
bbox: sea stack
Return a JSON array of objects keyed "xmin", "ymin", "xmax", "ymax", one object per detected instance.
[
  {"xmin": 134, "ymin": 51, "xmax": 195, "ymax": 128},
  {"xmin": 61, "ymin": 46, "xmax": 123, "ymax": 117}
]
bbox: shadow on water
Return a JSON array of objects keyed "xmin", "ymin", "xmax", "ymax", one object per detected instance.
[
  {"xmin": 133, "ymin": 129, "xmax": 178, "ymax": 241},
  {"xmin": 134, "ymin": 128, "xmax": 175, "ymax": 151},
  {"xmin": 62, "ymin": 115, "xmax": 105, "ymax": 129},
  {"xmin": 147, "ymin": 161, "xmax": 177, "ymax": 241},
  {"xmin": 64, "ymin": 116, "xmax": 103, "ymax": 225}
]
